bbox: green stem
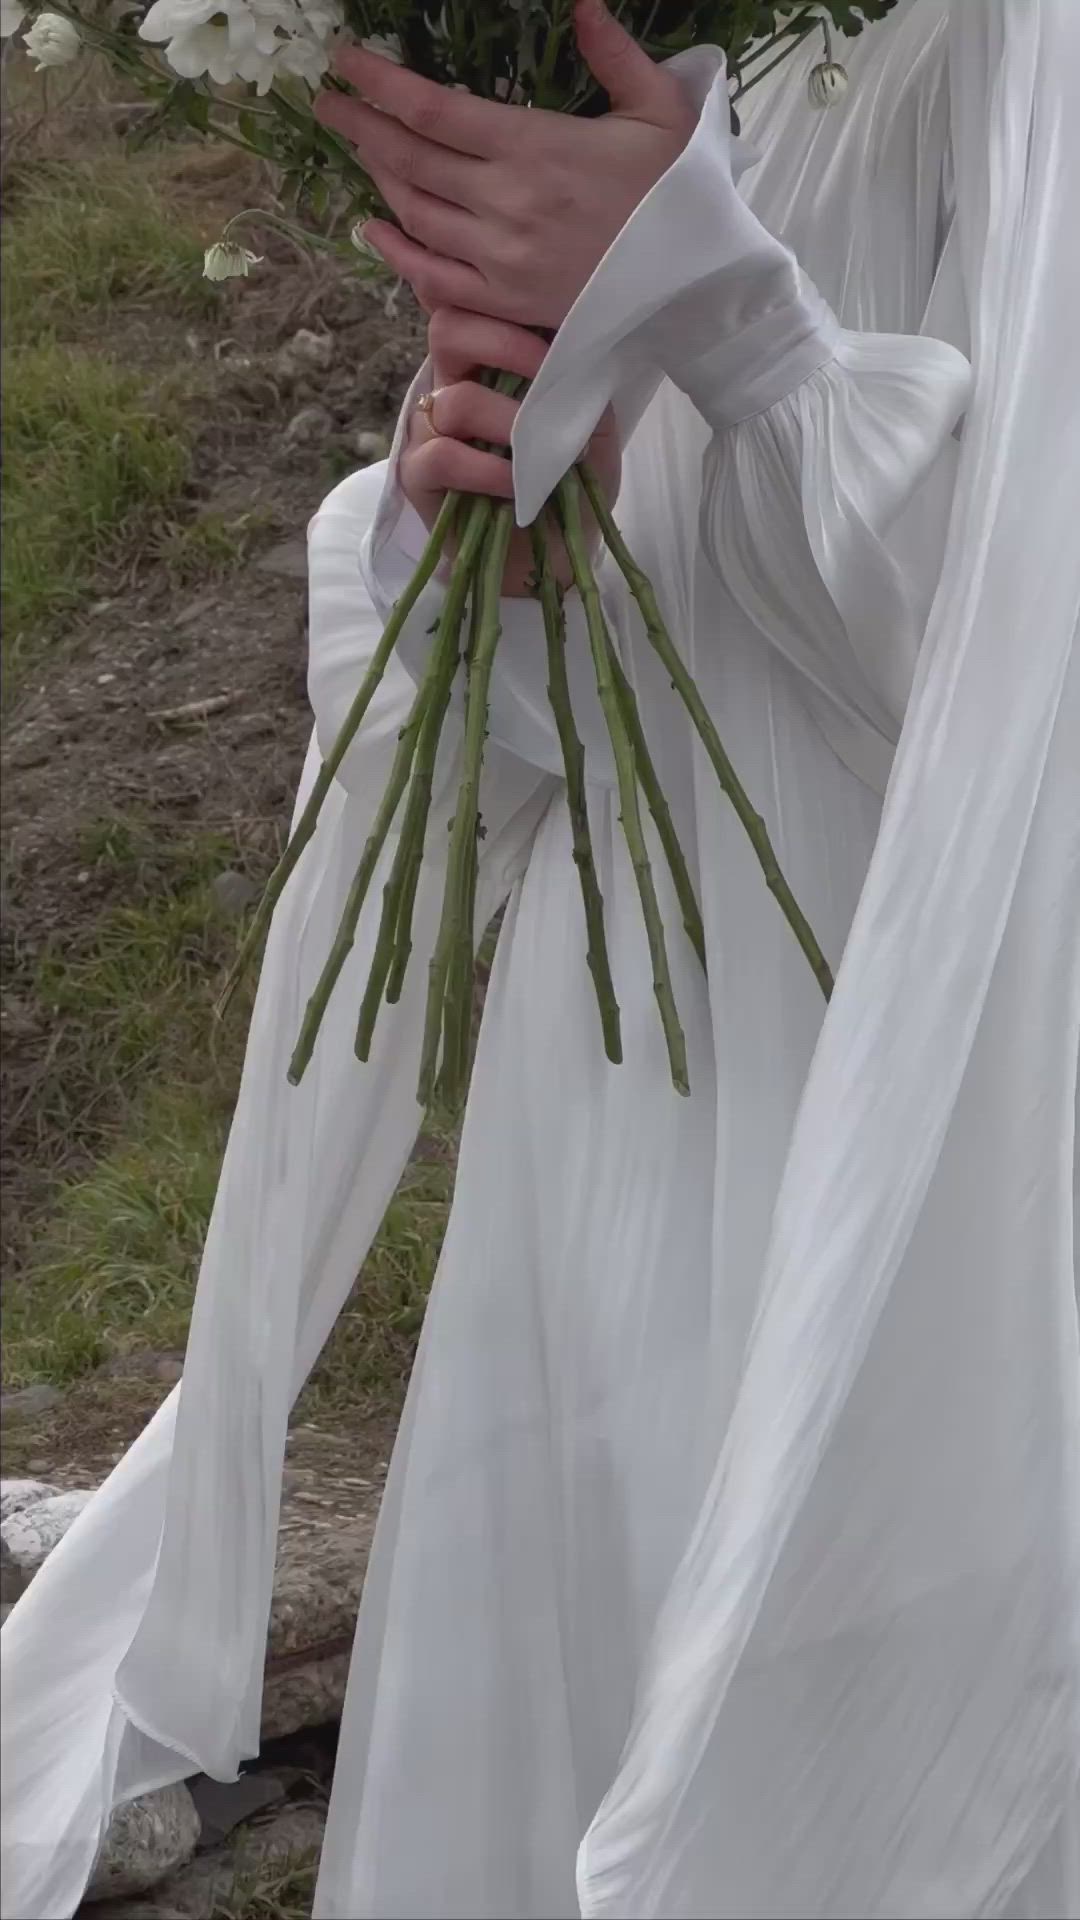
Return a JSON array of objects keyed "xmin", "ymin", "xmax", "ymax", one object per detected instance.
[
  {"xmin": 268, "ymin": 82, "xmax": 370, "ymax": 191},
  {"xmin": 290, "ymin": 496, "xmax": 494, "ymax": 1084},
  {"xmin": 734, "ymin": 30, "xmax": 813, "ymax": 103},
  {"xmin": 432, "ymin": 559, "xmax": 488, "ymax": 1090},
  {"xmin": 578, "ymin": 463, "xmax": 834, "ymax": 1001},
  {"xmin": 215, "ymin": 491, "xmax": 459, "ymax": 1021},
  {"xmin": 529, "ymin": 518, "xmax": 622, "ymax": 1065},
  {"xmin": 606, "ymin": 642, "xmax": 707, "ymax": 976},
  {"xmin": 557, "ymin": 475, "xmax": 689, "ymax": 1097},
  {"xmin": 420, "ymin": 506, "xmax": 514, "ymax": 1110},
  {"xmin": 736, "ymin": 8, "xmax": 815, "ymax": 73},
  {"xmin": 355, "ymin": 508, "xmax": 487, "ymax": 1056},
  {"xmin": 219, "ymin": 204, "xmax": 351, "ymax": 258}
]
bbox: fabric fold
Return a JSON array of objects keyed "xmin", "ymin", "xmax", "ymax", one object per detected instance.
[
  {"xmin": 707, "ymin": 328, "xmax": 970, "ymax": 795},
  {"xmin": 511, "ymin": 47, "xmax": 836, "ymax": 528},
  {"xmin": 0, "ymin": 472, "xmax": 550, "ymax": 1920},
  {"xmin": 576, "ymin": 3, "xmax": 1080, "ymax": 1911}
]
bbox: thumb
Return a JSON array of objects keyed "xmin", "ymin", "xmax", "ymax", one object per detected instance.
[{"xmin": 574, "ymin": 0, "xmax": 680, "ymax": 120}]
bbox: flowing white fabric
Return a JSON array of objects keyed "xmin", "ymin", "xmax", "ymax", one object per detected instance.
[{"xmin": 2, "ymin": 3, "xmax": 1078, "ymax": 1916}]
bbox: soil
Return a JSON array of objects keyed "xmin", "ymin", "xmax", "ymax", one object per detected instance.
[{"xmin": 0, "ymin": 248, "xmax": 427, "ymax": 1480}]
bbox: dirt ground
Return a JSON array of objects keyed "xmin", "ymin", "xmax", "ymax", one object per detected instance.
[{"xmin": 1, "ymin": 226, "xmax": 428, "ymax": 1480}]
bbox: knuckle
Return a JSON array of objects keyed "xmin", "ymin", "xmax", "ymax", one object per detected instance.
[
  {"xmin": 406, "ymin": 93, "xmax": 442, "ymax": 140},
  {"xmin": 414, "ymin": 436, "xmax": 455, "ymax": 492},
  {"xmin": 489, "ymin": 228, "xmax": 532, "ymax": 275},
  {"xmin": 494, "ymin": 177, "xmax": 538, "ymax": 226},
  {"xmin": 432, "ymin": 384, "xmax": 469, "ymax": 437},
  {"xmin": 389, "ymin": 140, "xmax": 416, "ymax": 186},
  {"xmin": 539, "ymin": 178, "xmax": 576, "ymax": 222}
]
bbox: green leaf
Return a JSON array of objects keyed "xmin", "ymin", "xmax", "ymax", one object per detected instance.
[
  {"xmin": 182, "ymin": 88, "xmax": 210, "ymax": 134},
  {"xmin": 306, "ymin": 171, "xmax": 331, "ymax": 221}
]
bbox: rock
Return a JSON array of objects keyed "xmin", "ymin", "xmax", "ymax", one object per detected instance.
[
  {"xmin": 0, "ymin": 1602, "xmax": 13, "ymax": 1629},
  {"xmin": 86, "ymin": 1785, "xmax": 201, "ymax": 1904},
  {"xmin": 353, "ymin": 428, "xmax": 391, "ymax": 465},
  {"xmin": 261, "ymin": 1488, "xmax": 377, "ymax": 1740},
  {"xmin": 282, "ymin": 403, "xmax": 335, "ymax": 450},
  {"xmin": 96, "ymin": 1351, "xmax": 183, "ymax": 1386},
  {"xmin": 255, "ymin": 539, "xmax": 309, "ymax": 581},
  {"xmin": 1, "ymin": 1537, "xmax": 27, "ymax": 1606},
  {"xmin": 0, "ymin": 1458, "xmax": 378, "ymax": 1743},
  {"xmin": 274, "ymin": 327, "xmax": 335, "ymax": 382},
  {"xmin": 210, "ymin": 869, "xmax": 259, "ymax": 919},
  {"xmin": 0, "ymin": 1382, "xmax": 63, "ymax": 1422},
  {"xmin": 88, "ymin": 1803, "xmax": 325, "ymax": 1919},
  {"xmin": 0, "ymin": 1477, "xmax": 60, "ymax": 1521},
  {"xmin": 261, "ymin": 1648, "xmax": 353, "ymax": 1743},
  {"xmin": 0, "ymin": 1488, "xmax": 94, "ymax": 1578}
]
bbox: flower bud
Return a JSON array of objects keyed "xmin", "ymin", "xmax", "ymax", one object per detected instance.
[
  {"xmin": 203, "ymin": 240, "xmax": 263, "ymax": 282},
  {"xmin": 808, "ymin": 60, "xmax": 849, "ymax": 108}
]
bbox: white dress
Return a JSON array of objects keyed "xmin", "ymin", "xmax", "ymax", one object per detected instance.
[{"xmin": 3, "ymin": 4, "xmax": 1078, "ymax": 1917}]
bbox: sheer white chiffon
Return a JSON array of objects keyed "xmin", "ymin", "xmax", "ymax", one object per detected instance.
[{"xmin": 3, "ymin": 3, "xmax": 1078, "ymax": 1916}]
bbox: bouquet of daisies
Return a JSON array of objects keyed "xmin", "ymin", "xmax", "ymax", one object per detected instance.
[{"xmin": 3, "ymin": 0, "xmax": 897, "ymax": 1102}]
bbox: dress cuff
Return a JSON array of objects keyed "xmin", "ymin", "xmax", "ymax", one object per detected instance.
[{"xmin": 510, "ymin": 46, "xmax": 838, "ymax": 525}]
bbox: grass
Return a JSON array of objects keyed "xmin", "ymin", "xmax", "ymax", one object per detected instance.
[
  {"xmin": 1, "ymin": 150, "xmax": 212, "ymax": 670},
  {"xmin": 212, "ymin": 1852, "xmax": 320, "ymax": 1920},
  {"xmin": 2, "ymin": 1086, "xmax": 225, "ymax": 1385},
  {"xmin": 2, "ymin": 342, "xmax": 195, "ymax": 645},
  {"xmin": 1, "ymin": 152, "xmax": 213, "ymax": 349},
  {"xmin": 157, "ymin": 504, "xmax": 277, "ymax": 583},
  {"xmin": 2, "ymin": 807, "xmax": 455, "ymax": 1403}
]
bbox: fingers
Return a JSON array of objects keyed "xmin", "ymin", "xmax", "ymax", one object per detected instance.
[
  {"xmin": 403, "ymin": 432, "xmax": 516, "ymax": 504},
  {"xmin": 366, "ymin": 173, "xmax": 480, "ymax": 267},
  {"xmin": 574, "ymin": 0, "xmax": 682, "ymax": 121},
  {"xmin": 359, "ymin": 219, "xmax": 495, "ymax": 316},
  {"xmin": 422, "ymin": 380, "xmax": 520, "ymax": 447},
  {"xmin": 334, "ymin": 44, "xmax": 519, "ymax": 159},
  {"xmin": 314, "ymin": 93, "xmax": 486, "ymax": 214},
  {"xmin": 428, "ymin": 308, "xmax": 549, "ymax": 387}
]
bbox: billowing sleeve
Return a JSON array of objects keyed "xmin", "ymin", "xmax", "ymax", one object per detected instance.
[
  {"xmin": 0, "ymin": 464, "xmax": 554, "ymax": 1920},
  {"xmin": 511, "ymin": 45, "xmax": 971, "ymax": 796}
]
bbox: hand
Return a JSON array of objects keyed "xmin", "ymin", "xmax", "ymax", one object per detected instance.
[
  {"xmin": 401, "ymin": 308, "xmax": 620, "ymax": 598},
  {"xmin": 316, "ymin": 0, "xmax": 695, "ymax": 330}
]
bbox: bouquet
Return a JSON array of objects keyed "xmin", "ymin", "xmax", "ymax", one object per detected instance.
[{"xmin": 3, "ymin": 0, "xmax": 898, "ymax": 1103}]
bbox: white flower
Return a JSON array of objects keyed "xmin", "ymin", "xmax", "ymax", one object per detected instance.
[
  {"xmin": 140, "ymin": 0, "xmax": 339, "ymax": 93},
  {"xmin": 808, "ymin": 60, "xmax": 849, "ymax": 107},
  {"xmin": 204, "ymin": 239, "xmax": 263, "ymax": 280},
  {"xmin": 25, "ymin": 10, "xmax": 81, "ymax": 65},
  {"xmin": 0, "ymin": 1, "xmax": 26, "ymax": 38},
  {"xmin": 360, "ymin": 32, "xmax": 402, "ymax": 64}
]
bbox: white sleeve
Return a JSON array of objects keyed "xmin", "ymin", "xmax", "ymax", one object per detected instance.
[
  {"xmin": 509, "ymin": 48, "xmax": 970, "ymax": 797},
  {"xmin": 0, "ymin": 467, "xmax": 557, "ymax": 1920}
]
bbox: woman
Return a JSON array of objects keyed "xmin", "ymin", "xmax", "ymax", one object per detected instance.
[{"xmin": 3, "ymin": 2, "xmax": 1078, "ymax": 1915}]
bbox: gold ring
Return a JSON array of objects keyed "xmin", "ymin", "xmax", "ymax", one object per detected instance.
[{"xmin": 416, "ymin": 388, "xmax": 445, "ymax": 435}]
